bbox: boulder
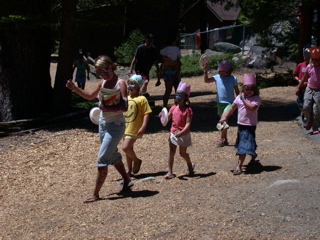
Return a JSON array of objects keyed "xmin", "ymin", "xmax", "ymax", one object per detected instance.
[{"xmin": 212, "ymin": 42, "xmax": 242, "ymax": 54}]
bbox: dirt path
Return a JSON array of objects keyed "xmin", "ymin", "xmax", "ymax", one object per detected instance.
[{"xmin": 1, "ymin": 65, "xmax": 319, "ymax": 239}]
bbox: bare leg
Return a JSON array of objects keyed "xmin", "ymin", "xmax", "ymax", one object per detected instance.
[
  {"xmin": 122, "ymin": 138, "xmax": 141, "ymax": 174},
  {"xmin": 163, "ymin": 80, "xmax": 173, "ymax": 108},
  {"xmin": 84, "ymin": 166, "xmax": 108, "ymax": 203},
  {"xmin": 167, "ymin": 141, "xmax": 177, "ymax": 176},
  {"xmin": 233, "ymin": 154, "xmax": 246, "ymax": 175},
  {"xmin": 114, "ymin": 161, "xmax": 132, "ymax": 191},
  {"xmin": 179, "ymin": 146, "xmax": 194, "ymax": 175},
  {"xmin": 220, "ymin": 128, "xmax": 228, "ymax": 143},
  {"xmin": 141, "ymin": 79, "xmax": 149, "ymax": 94}
]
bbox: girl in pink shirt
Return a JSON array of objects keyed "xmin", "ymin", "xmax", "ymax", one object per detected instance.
[
  {"xmin": 220, "ymin": 74, "xmax": 261, "ymax": 175},
  {"xmin": 163, "ymin": 82, "xmax": 194, "ymax": 179},
  {"xmin": 298, "ymin": 46, "xmax": 320, "ymax": 134}
]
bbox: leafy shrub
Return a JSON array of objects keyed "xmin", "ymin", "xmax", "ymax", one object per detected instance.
[
  {"xmin": 256, "ymin": 70, "xmax": 296, "ymax": 89},
  {"xmin": 149, "ymin": 53, "xmax": 245, "ymax": 78},
  {"xmin": 114, "ymin": 29, "xmax": 144, "ymax": 65},
  {"xmin": 71, "ymin": 93, "xmax": 97, "ymax": 109}
]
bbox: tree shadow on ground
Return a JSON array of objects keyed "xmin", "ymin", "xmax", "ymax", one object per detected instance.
[{"xmin": 5, "ymin": 91, "xmax": 299, "ymax": 136}]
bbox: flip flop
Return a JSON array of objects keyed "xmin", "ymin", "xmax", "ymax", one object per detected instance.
[
  {"xmin": 120, "ymin": 182, "xmax": 134, "ymax": 192},
  {"xmin": 83, "ymin": 195, "xmax": 101, "ymax": 203},
  {"xmin": 164, "ymin": 172, "xmax": 175, "ymax": 179},
  {"xmin": 233, "ymin": 169, "xmax": 242, "ymax": 175}
]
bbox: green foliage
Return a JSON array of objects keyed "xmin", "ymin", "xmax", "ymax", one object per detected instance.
[
  {"xmin": 149, "ymin": 53, "xmax": 246, "ymax": 78},
  {"xmin": 180, "ymin": 54, "xmax": 204, "ymax": 77},
  {"xmin": 114, "ymin": 29, "xmax": 145, "ymax": 65},
  {"xmin": 256, "ymin": 70, "xmax": 296, "ymax": 89},
  {"xmin": 71, "ymin": 93, "xmax": 97, "ymax": 109}
]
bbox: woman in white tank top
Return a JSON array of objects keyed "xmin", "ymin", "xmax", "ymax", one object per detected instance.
[{"xmin": 66, "ymin": 55, "xmax": 133, "ymax": 203}]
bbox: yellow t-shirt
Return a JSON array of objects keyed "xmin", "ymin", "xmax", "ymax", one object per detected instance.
[{"xmin": 123, "ymin": 95, "xmax": 152, "ymax": 137}]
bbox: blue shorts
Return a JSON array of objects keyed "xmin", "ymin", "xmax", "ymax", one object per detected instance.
[
  {"xmin": 163, "ymin": 66, "xmax": 181, "ymax": 83},
  {"xmin": 97, "ymin": 121, "xmax": 125, "ymax": 167}
]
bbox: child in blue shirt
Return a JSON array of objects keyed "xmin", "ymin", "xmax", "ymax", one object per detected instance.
[{"xmin": 204, "ymin": 59, "xmax": 239, "ymax": 147}]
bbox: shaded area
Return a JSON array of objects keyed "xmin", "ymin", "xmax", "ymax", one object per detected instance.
[
  {"xmin": 244, "ymin": 160, "xmax": 282, "ymax": 175},
  {"xmin": 0, "ymin": 91, "xmax": 300, "ymax": 137}
]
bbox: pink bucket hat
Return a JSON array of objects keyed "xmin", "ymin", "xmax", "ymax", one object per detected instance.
[
  {"xmin": 243, "ymin": 74, "xmax": 256, "ymax": 85},
  {"xmin": 218, "ymin": 60, "xmax": 231, "ymax": 71},
  {"xmin": 177, "ymin": 81, "xmax": 191, "ymax": 96}
]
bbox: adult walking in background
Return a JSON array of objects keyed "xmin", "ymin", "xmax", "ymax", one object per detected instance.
[
  {"xmin": 160, "ymin": 36, "xmax": 182, "ymax": 108},
  {"xmin": 128, "ymin": 33, "xmax": 161, "ymax": 96},
  {"xmin": 72, "ymin": 53, "xmax": 90, "ymax": 90}
]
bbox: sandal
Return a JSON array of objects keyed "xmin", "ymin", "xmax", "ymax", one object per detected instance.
[
  {"xmin": 216, "ymin": 138, "xmax": 228, "ymax": 147},
  {"xmin": 312, "ymin": 130, "xmax": 320, "ymax": 135},
  {"xmin": 155, "ymin": 81, "xmax": 161, "ymax": 87},
  {"xmin": 233, "ymin": 169, "xmax": 242, "ymax": 175},
  {"xmin": 164, "ymin": 172, "xmax": 175, "ymax": 179},
  {"xmin": 83, "ymin": 195, "xmax": 101, "ymax": 203}
]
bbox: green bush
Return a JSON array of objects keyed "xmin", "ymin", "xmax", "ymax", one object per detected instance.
[
  {"xmin": 114, "ymin": 29, "xmax": 144, "ymax": 65},
  {"xmin": 71, "ymin": 93, "xmax": 97, "ymax": 109},
  {"xmin": 149, "ymin": 53, "xmax": 245, "ymax": 78},
  {"xmin": 179, "ymin": 53, "xmax": 244, "ymax": 77},
  {"xmin": 256, "ymin": 70, "xmax": 296, "ymax": 89}
]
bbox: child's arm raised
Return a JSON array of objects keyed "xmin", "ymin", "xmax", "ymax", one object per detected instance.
[
  {"xmin": 203, "ymin": 64, "xmax": 214, "ymax": 83},
  {"xmin": 66, "ymin": 79, "xmax": 101, "ymax": 100}
]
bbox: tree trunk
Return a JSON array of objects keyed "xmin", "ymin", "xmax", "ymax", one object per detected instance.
[
  {"xmin": 200, "ymin": 0, "xmax": 208, "ymax": 53},
  {"xmin": 317, "ymin": 0, "xmax": 320, "ymax": 46},
  {"xmin": 0, "ymin": 1, "xmax": 53, "ymax": 121},
  {"xmin": 52, "ymin": 0, "xmax": 78, "ymax": 114},
  {"xmin": 297, "ymin": 2, "xmax": 314, "ymax": 63}
]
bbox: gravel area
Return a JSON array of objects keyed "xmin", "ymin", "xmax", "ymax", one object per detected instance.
[{"xmin": 0, "ymin": 62, "xmax": 319, "ymax": 240}]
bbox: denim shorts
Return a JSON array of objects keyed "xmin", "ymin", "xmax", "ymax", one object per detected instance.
[
  {"xmin": 163, "ymin": 66, "xmax": 181, "ymax": 83},
  {"xmin": 97, "ymin": 120, "xmax": 125, "ymax": 167}
]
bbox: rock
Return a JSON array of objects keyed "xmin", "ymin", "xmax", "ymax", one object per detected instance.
[{"xmin": 212, "ymin": 42, "xmax": 242, "ymax": 54}]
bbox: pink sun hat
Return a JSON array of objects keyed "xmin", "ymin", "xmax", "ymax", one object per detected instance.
[
  {"xmin": 243, "ymin": 73, "xmax": 256, "ymax": 85},
  {"xmin": 177, "ymin": 81, "xmax": 191, "ymax": 96},
  {"xmin": 218, "ymin": 60, "xmax": 231, "ymax": 71}
]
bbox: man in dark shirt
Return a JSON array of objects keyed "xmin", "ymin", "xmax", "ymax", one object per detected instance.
[{"xmin": 128, "ymin": 33, "xmax": 160, "ymax": 95}]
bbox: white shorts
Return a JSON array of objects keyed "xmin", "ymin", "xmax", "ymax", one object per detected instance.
[{"xmin": 168, "ymin": 132, "xmax": 192, "ymax": 147}]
